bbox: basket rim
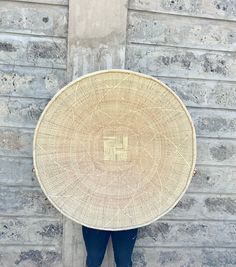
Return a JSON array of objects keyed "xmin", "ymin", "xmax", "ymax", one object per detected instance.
[{"xmin": 32, "ymin": 68, "xmax": 197, "ymax": 230}]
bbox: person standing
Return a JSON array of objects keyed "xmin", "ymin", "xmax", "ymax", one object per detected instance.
[{"xmin": 82, "ymin": 225, "xmax": 139, "ymax": 267}]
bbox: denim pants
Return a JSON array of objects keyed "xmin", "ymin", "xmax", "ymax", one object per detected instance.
[{"xmin": 82, "ymin": 225, "xmax": 139, "ymax": 267}]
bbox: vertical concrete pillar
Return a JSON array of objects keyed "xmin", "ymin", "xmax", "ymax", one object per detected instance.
[
  {"xmin": 63, "ymin": 0, "xmax": 128, "ymax": 266},
  {"xmin": 66, "ymin": 0, "xmax": 128, "ymax": 80}
]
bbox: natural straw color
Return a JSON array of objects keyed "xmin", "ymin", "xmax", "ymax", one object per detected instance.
[{"xmin": 33, "ymin": 69, "xmax": 197, "ymax": 231}]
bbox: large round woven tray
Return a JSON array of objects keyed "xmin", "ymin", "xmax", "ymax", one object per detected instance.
[{"xmin": 33, "ymin": 69, "xmax": 197, "ymax": 231}]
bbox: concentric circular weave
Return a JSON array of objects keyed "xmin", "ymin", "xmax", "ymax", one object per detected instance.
[{"xmin": 33, "ymin": 69, "xmax": 197, "ymax": 231}]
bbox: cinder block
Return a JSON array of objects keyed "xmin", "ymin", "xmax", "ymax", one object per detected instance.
[
  {"xmin": 129, "ymin": 0, "xmax": 236, "ymax": 21},
  {"xmin": 0, "ymin": 34, "xmax": 66, "ymax": 68},
  {"xmin": 132, "ymin": 247, "xmax": 236, "ymax": 267},
  {"xmin": 136, "ymin": 220, "xmax": 236, "ymax": 246},
  {"xmin": 0, "ymin": 217, "xmax": 62, "ymax": 245},
  {"xmin": 0, "ymin": 2, "xmax": 68, "ymax": 37},
  {"xmin": 159, "ymin": 77, "xmax": 236, "ymax": 109},
  {"xmin": 128, "ymin": 11, "xmax": 236, "ymax": 51},
  {"xmin": 0, "ymin": 187, "xmax": 61, "ymax": 217},
  {"xmin": 126, "ymin": 44, "xmax": 236, "ymax": 80},
  {"xmin": 0, "ymin": 65, "xmax": 67, "ymax": 98},
  {"xmin": 0, "ymin": 246, "xmax": 62, "ymax": 267}
]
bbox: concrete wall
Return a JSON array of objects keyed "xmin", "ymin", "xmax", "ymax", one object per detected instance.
[
  {"xmin": 0, "ymin": 0, "xmax": 68, "ymax": 266},
  {"xmin": 0, "ymin": 0, "xmax": 236, "ymax": 266},
  {"xmin": 126, "ymin": 1, "xmax": 236, "ymax": 266}
]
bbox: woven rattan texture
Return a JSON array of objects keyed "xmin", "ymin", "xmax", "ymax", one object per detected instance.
[{"xmin": 33, "ymin": 69, "xmax": 197, "ymax": 230}]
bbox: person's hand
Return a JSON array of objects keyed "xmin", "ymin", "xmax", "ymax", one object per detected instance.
[{"xmin": 193, "ymin": 168, "xmax": 197, "ymax": 176}]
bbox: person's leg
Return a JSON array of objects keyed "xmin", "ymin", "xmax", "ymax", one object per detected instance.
[
  {"xmin": 82, "ymin": 225, "xmax": 111, "ymax": 267},
  {"xmin": 111, "ymin": 228, "xmax": 139, "ymax": 267}
]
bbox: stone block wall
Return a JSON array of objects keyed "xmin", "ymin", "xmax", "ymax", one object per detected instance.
[
  {"xmin": 0, "ymin": 0, "xmax": 236, "ymax": 266},
  {"xmin": 126, "ymin": 1, "xmax": 236, "ymax": 266},
  {"xmin": 0, "ymin": 0, "xmax": 68, "ymax": 266}
]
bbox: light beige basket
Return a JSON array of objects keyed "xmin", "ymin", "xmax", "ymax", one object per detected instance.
[{"xmin": 33, "ymin": 69, "xmax": 197, "ymax": 231}]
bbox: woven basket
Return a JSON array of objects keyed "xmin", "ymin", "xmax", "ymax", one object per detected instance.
[{"xmin": 33, "ymin": 69, "xmax": 197, "ymax": 231}]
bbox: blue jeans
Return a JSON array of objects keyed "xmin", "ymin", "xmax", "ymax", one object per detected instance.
[{"xmin": 82, "ymin": 225, "xmax": 139, "ymax": 267}]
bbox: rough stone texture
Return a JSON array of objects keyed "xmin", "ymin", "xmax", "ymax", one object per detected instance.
[
  {"xmin": 0, "ymin": 246, "xmax": 63, "ymax": 267},
  {"xmin": 0, "ymin": 1, "xmax": 68, "ymax": 37},
  {"xmin": 0, "ymin": 97, "xmax": 49, "ymax": 127},
  {"xmin": 188, "ymin": 165, "xmax": 236, "ymax": 193},
  {"xmin": 197, "ymin": 138, "xmax": 236, "ymax": 165},
  {"xmin": 0, "ymin": 217, "xmax": 62, "ymax": 245},
  {"xmin": 15, "ymin": 0, "xmax": 68, "ymax": 5},
  {"xmin": 189, "ymin": 108, "xmax": 236, "ymax": 138},
  {"xmin": 165, "ymin": 193, "xmax": 236, "ymax": 220},
  {"xmin": 0, "ymin": 64, "xmax": 67, "ymax": 98},
  {"xmin": 159, "ymin": 77, "xmax": 236, "ymax": 109},
  {"xmin": 0, "ymin": 157, "xmax": 38, "ymax": 187},
  {"xmin": 0, "ymin": 1, "xmax": 67, "ymax": 266},
  {"xmin": 132, "ymin": 247, "xmax": 236, "ymax": 267},
  {"xmin": 129, "ymin": 0, "xmax": 236, "ymax": 21},
  {"xmin": 136, "ymin": 220, "xmax": 236, "ymax": 246},
  {"xmin": 0, "ymin": 127, "xmax": 33, "ymax": 157},
  {"xmin": 125, "ymin": 1, "xmax": 236, "ymax": 266},
  {"xmin": 126, "ymin": 44, "xmax": 236, "ymax": 80},
  {"xmin": 0, "ymin": 187, "xmax": 60, "ymax": 217},
  {"xmin": 128, "ymin": 11, "xmax": 236, "ymax": 51},
  {"xmin": 0, "ymin": 34, "xmax": 66, "ymax": 68}
]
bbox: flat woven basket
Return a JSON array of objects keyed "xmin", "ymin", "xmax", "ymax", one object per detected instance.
[{"xmin": 33, "ymin": 69, "xmax": 197, "ymax": 231}]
